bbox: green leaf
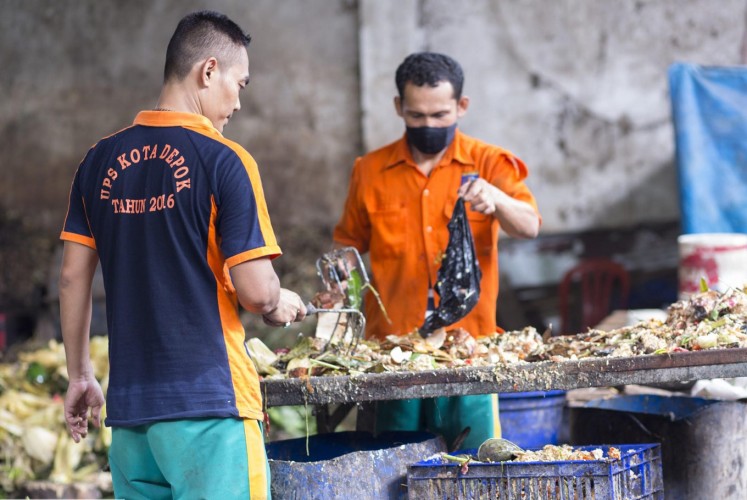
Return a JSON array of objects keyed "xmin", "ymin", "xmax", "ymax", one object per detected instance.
[
  {"xmin": 699, "ymin": 277, "xmax": 709, "ymax": 292},
  {"xmin": 346, "ymin": 269, "xmax": 363, "ymax": 310},
  {"xmin": 708, "ymin": 317, "xmax": 726, "ymax": 331}
]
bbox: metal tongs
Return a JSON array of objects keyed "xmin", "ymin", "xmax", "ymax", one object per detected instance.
[{"xmin": 307, "ymin": 247, "xmax": 368, "ymax": 354}]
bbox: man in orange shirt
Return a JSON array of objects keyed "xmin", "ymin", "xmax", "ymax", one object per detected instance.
[{"xmin": 333, "ymin": 52, "xmax": 540, "ymax": 449}]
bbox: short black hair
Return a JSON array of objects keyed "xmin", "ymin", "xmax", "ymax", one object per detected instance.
[
  {"xmin": 395, "ymin": 52, "xmax": 464, "ymax": 100},
  {"xmin": 164, "ymin": 10, "xmax": 252, "ymax": 82}
]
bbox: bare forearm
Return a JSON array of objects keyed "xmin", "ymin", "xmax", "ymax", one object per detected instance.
[
  {"xmin": 459, "ymin": 179, "xmax": 540, "ymax": 239},
  {"xmin": 229, "ymin": 258, "xmax": 306, "ymax": 325},
  {"xmin": 230, "ymin": 258, "xmax": 281, "ymax": 314},
  {"xmin": 60, "ymin": 283, "xmax": 94, "ymax": 379},
  {"xmin": 493, "ymin": 192, "xmax": 540, "ymax": 239},
  {"xmin": 238, "ymin": 274, "xmax": 281, "ymax": 314},
  {"xmin": 58, "ymin": 242, "xmax": 99, "ymax": 380}
]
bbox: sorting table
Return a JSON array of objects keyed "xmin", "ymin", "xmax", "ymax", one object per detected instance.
[{"xmin": 261, "ymin": 347, "xmax": 747, "ymax": 431}]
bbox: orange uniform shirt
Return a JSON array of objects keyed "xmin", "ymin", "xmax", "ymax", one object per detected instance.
[{"xmin": 333, "ymin": 129, "xmax": 540, "ymax": 340}]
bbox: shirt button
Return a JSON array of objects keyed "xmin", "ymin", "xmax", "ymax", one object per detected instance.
[
  {"xmin": 423, "ymin": 189, "xmax": 430, "ymax": 196},
  {"xmin": 426, "ymin": 226, "xmax": 433, "ymax": 233}
]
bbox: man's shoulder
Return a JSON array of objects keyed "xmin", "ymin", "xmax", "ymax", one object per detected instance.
[
  {"xmin": 207, "ymin": 134, "xmax": 256, "ymax": 165},
  {"xmin": 457, "ymin": 131, "xmax": 512, "ymax": 157},
  {"xmin": 456, "ymin": 131, "xmax": 525, "ymax": 168},
  {"xmin": 167, "ymin": 124, "xmax": 254, "ymax": 164},
  {"xmin": 356, "ymin": 136, "xmax": 405, "ymax": 170},
  {"xmin": 90, "ymin": 123, "xmax": 137, "ymax": 149}
]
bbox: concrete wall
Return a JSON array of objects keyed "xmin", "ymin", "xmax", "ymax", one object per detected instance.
[
  {"xmin": 0, "ymin": 0, "xmax": 361, "ymax": 237},
  {"xmin": 3, "ymin": 0, "xmax": 744, "ymax": 237}
]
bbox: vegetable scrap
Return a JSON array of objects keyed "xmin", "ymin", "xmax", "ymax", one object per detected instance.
[
  {"xmin": 512, "ymin": 444, "xmax": 621, "ymax": 462},
  {"xmin": 441, "ymin": 444, "xmax": 622, "ymax": 465},
  {"xmin": 250, "ymin": 286, "xmax": 747, "ymax": 378},
  {"xmin": 545, "ymin": 286, "xmax": 747, "ymax": 360},
  {"xmin": 0, "ymin": 337, "xmax": 111, "ymax": 495}
]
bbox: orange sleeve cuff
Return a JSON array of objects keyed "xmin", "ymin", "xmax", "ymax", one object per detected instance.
[
  {"xmin": 60, "ymin": 231, "xmax": 97, "ymax": 250},
  {"xmin": 225, "ymin": 246, "xmax": 282, "ymax": 268}
]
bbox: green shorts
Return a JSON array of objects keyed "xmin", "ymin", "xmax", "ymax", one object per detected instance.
[
  {"xmin": 109, "ymin": 418, "xmax": 270, "ymax": 499},
  {"xmin": 375, "ymin": 394, "xmax": 501, "ymax": 450}
]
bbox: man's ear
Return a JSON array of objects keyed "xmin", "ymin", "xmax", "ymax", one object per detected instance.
[
  {"xmin": 394, "ymin": 96, "xmax": 403, "ymax": 117},
  {"xmin": 456, "ymin": 95, "xmax": 470, "ymax": 118},
  {"xmin": 199, "ymin": 57, "xmax": 219, "ymax": 87}
]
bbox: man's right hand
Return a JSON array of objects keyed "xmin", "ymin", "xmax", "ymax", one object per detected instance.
[{"xmin": 262, "ymin": 288, "xmax": 307, "ymax": 327}]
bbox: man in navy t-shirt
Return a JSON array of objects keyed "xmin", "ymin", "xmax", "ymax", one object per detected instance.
[{"xmin": 59, "ymin": 11, "xmax": 305, "ymax": 498}]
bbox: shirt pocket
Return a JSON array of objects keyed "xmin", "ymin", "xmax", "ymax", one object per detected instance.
[
  {"xmin": 468, "ymin": 211, "xmax": 495, "ymax": 257},
  {"xmin": 369, "ymin": 203, "xmax": 407, "ymax": 259}
]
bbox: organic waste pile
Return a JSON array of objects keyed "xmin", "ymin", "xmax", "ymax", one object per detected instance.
[
  {"xmin": 248, "ymin": 286, "xmax": 747, "ymax": 378},
  {"xmin": 511, "ymin": 444, "xmax": 621, "ymax": 463},
  {"xmin": 0, "ymin": 337, "xmax": 111, "ymax": 495},
  {"xmin": 441, "ymin": 440, "xmax": 622, "ymax": 468}
]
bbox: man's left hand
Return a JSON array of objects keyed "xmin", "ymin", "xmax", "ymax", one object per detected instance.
[
  {"xmin": 457, "ymin": 177, "xmax": 540, "ymax": 239},
  {"xmin": 64, "ymin": 375, "xmax": 104, "ymax": 443},
  {"xmin": 458, "ymin": 178, "xmax": 498, "ymax": 215}
]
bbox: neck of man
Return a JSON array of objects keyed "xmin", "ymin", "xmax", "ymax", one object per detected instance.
[
  {"xmin": 410, "ymin": 146, "xmax": 447, "ymax": 177},
  {"xmin": 154, "ymin": 83, "xmax": 202, "ymax": 115}
]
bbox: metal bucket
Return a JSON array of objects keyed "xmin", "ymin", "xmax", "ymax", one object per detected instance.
[
  {"xmin": 570, "ymin": 394, "xmax": 747, "ymax": 500},
  {"xmin": 266, "ymin": 431, "xmax": 447, "ymax": 500}
]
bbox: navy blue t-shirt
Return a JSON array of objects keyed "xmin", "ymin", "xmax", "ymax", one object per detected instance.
[{"xmin": 61, "ymin": 111, "xmax": 280, "ymax": 426}]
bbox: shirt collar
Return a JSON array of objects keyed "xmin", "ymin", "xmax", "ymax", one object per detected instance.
[
  {"xmin": 383, "ymin": 128, "xmax": 474, "ymax": 170},
  {"xmin": 133, "ymin": 110, "xmax": 220, "ymax": 135}
]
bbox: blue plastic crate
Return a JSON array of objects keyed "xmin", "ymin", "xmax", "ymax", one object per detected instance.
[{"xmin": 407, "ymin": 444, "xmax": 663, "ymax": 499}]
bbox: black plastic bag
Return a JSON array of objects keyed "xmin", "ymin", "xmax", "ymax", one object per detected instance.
[{"xmin": 419, "ymin": 197, "xmax": 482, "ymax": 335}]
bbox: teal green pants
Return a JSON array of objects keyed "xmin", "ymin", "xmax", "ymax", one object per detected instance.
[
  {"xmin": 109, "ymin": 418, "xmax": 270, "ymax": 499},
  {"xmin": 375, "ymin": 394, "xmax": 501, "ymax": 450}
]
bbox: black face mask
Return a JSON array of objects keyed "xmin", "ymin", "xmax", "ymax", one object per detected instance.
[{"xmin": 406, "ymin": 123, "xmax": 457, "ymax": 155}]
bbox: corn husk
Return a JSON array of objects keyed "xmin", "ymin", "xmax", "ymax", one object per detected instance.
[
  {"xmin": 0, "ymin": 337, "xmax": 111, "ymax": 495},
  {"xmin": 21, "ymin": 426, "xmax": 58, "ymax": 465},
  {"xmin": 49, "ymin": 431, "xmax": 83, "ymax": 483},
  {"xmin": 245, "ymin": 338, "xmax": 280, "ymax": 376}
]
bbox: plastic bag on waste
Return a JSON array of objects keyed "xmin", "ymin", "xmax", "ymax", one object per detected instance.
[
  {"xmin": 419, "ymin": 197, "xmax": 482, "ymax": 335},
  {"xmin": 691, "ymin": 377, "xmax": 747, "ymax": 400}
]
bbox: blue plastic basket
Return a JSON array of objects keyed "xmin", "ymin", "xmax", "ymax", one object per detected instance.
[{"xmin": 407, "ymin": 443, "xmax": 663, "ymax": 499}]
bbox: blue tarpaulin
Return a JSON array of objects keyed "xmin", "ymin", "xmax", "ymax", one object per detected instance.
[{"xmin": 669, "ymin": 63, "xmax": 747, "ymax": 234}]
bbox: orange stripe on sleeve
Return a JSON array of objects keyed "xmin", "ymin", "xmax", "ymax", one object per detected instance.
[
  {"xmin": 60, "ymin": 231, "xmax": 97, "ymax": 250},
  {"xmin": 225, "ymin": 246, "xmax": 282, "ymax": 268}
]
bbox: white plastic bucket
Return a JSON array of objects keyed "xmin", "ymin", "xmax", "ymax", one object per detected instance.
[{"xmin": 678, "ymin": 233, "xmax": 747, "ymax": 299}]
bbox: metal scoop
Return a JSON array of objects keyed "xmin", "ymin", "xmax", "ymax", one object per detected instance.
[{"xmin": 309, "ymin": 247, "xmax": 369, "ymax": 354}]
